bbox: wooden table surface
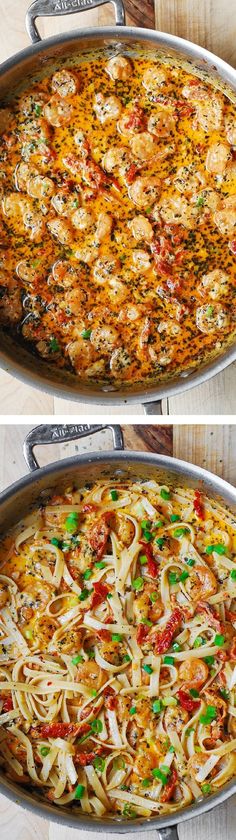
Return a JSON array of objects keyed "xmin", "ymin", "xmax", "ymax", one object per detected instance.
[
  {"xmin": 0, "ymin": 422, "xmax": 236, "ymax": 839},
  {"xmin": 0, "ymin": 0, "xmax": 235, "ymax": 416}
]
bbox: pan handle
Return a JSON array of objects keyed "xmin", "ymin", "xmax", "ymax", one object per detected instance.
[
  {"xmin": 23, "ymin": 423, "xmax": 124, "ymax": 471},
  {"xmin": 26, "ymin": 0, "xmax": 126, "ymax": 43},
  {"xmin": 143, "ymin": 400, "xmax": 164, "ymax": 415},
  {"xmin": 156, "ymin": 827, "xmax": 179, "ymax": 840}
]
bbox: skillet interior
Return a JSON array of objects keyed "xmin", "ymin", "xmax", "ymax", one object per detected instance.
[
  {"xmin": 0, "ymin": 27, "xmax": 236, "ymax": 405},
  {"xmin": 0, "ymin": 448, "xmax": 236, "ymax": 829}
]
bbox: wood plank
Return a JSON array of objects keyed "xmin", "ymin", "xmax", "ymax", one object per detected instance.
[
  {"xmin": 173, "ymin": 424, "xmax": 236, "ymax": 485},
  {"xmin": 155, "ymin": 0, "xmax": 236, "ymax": 66},
  {"xmin": 169, "ymin": 364, "xmax": 236, "ymax": 417},
  {"xmin": 123, "ymin": 423, "xmax": 173, "ymax": 453}
]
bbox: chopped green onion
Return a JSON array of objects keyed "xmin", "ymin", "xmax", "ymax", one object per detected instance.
[
  {"xmin": 162, "ymin": 695, "xmax": 177, "ymax": 707},
  {"xmin": 173, "ymin": 527, "xmax": 189, "ymax": 538},
  {"xmin": 51, "ymin": 537, "xmax": 60, "ymax": 547},
  {"xmin": 202, "ymin": 783, "xmax": 211, "ymax": 794},
  {"xmin": 170, "ymin": 514, "xmax": 180, "ymax": 522},
  {"xmin": 160, "ymin": 488, "xmax": 170, "ymax": 500},
  {"xmin": 204, "ymin": 656, "xmax": 215, "ymax": 665},
  {"xmin": 142, "ymin": 664, "xmax": 153, "ymax": 674},
  {"xmin": 90, "ymin": 719, "xmax": 103, "ymax": 734},
  {"xmin": 193, "ymin": 636, "xmax": 204, "ymax": 648},
  {"xmin": 196, "ymin": 195, "xmax": 205, "ymax": 207},
  {"xmin": 123, "ymin": 654, "xmax": 131, "ymax": 662},
  {"xmin": 200, "ymin": 705, "xmax": 217, "ymax": 724},
  {"xmin": 190, "ymin": 688, "xmax": 199, "ymax": 698},
  {"xmin": 25, "ymin": 628, "xmax": 33, "ymax": 640},
  {"xmin": 169, "ymin": 572, "xmax": 178, "ymax": 584},
  {"xmin": 95, "ymin": 561, "xmax": 106, "ymax": 569},
  {"xmin": 34, "ymin": 104, "xmax": 42, "ymax": 116},
  {"xmin": 74, "ymin": 784, "xmax": 85, "ymax": 799},
  {"xmin": 214, "ymin": 633, "xmax": 225, "ymax": 646},
  {"xmin": 206, "ymin": 544, "xmax": 226, "ymax": 555},
  {"xmin": 206, "ymin": 305, "xmax": 213, "ymax": 317},
  {"xmin": 142, "ymin": 778, "xmax": 151, "ymax": 787},
  {"xmin": 169, "ymin": 745, "xmax": 175, "ymax": 753},
  {"xmin": 156, "ymin": 537, "xmax": 165, "ymax": 548},
  {"xmin": 185, "ymin": 557, "xmax": 195, "ymax": 566},
  {"xmin": 220, "ymin": 688, "xmax": 229, "ymax": 700},
  {"xmin": 230, "ymin": 569, "xmax": 236, "ymax": 580},
  {"xmin": 140, "ymin": 554, "xmax": 148, "ymax": 565},
  {"xmin": 143, "ymin": 530, "xmax": 153, "ymax": 542},
  {"xmin": 141, "ymin": 618, "xmax": 153, "ymax": 626},
  {"xmin": 65, "ymin": 512, "xmax": 79, "ymax": 533},
  {"xmin": 93, "ymin": 756, "xmax": 105, "ymax": 772},
  {"xmin": 172, "ymin": 642, "xmax": 181, "ymax": 652},
  {"xmin": 152, "ymin": 699, "xmax": 163, "ymax": 713},
  {"xmin": 123, "ymin": 804, "xmax": 137, "ymax": 818},
  {"xmin": 40, "ymin": 746, "xmax": 50, "ymax": 757},
  {"xmin": 141, "ymin": 520, "xmax": 151, "ymax": 530},
  {"xmin": 110, "ymin": 489, "xmax": 118, "ymax": 501},
  {"xmin": 81, "ymin": 329, "xmax": 92, "ymax": 340},
  {"xmin": 153, "ymin": 520, "xmax": 164, "ymax": 528},
  {"xmin": 90, "ymin": 689, "xmax": 97, "ymax": 697},
  {"xmin": 179, "ymin": 570, "xmax": 189, "ymax": 582},
  {"xmin": 150, "ymin": 592, "xmax": 158, "ymax": 603},
  {"xmin": 129, "ymin": 706, "xmax": 136, "ymax": 715},
  {"xmin": 49, "ymin": 337, "xmax": 59, "ymax": 352},
  {"xmin": 83, "ymin": 569, "xmax": 93, "ymax": 580},
  {"xmin": 107, "ymin": 593, "xmax": 113, "ymax": 599},
  {"xmin": 164, "ymin": 655, "xmax": 174, "ymax": 665},
  {"xmin": 112, "ymin": 633, "xmax": 123, "ymax": 642},
  {"xmin": 79, "ymin": 588, "xmax": 91, "ymax": 601},
  {"xmin": 132, "ymin": 577, "xmax": 143, "ymax": 591},
  {"xmin": 152, "ymin": 767, "xmax": 170, "ymax": 784},
  {"xmin": 186, "ymin": 727, "xmax": 195, "ymax": 736},
  {"xmin": 71, "ymin": 654, "xmax": 84, "ymax": 665},
  {"xmin": 160, "ymin": 764, "xmax": 171, "ymax": 775},
  {"xmin": 87, "ymin": 649, "xmax": 95, "ymax": 659}
]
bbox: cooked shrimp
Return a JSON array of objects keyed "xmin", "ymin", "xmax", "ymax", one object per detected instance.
[
  {"xmin": 133, "ymin": 583, "xmax": 163, "ymax": 623},
  {"xmin": 110, "ymin": 346, "xmax": 131, "ymax": 376},
  {"xmin": 128, "ymin": 175, "xmax": 160, "ymax": 209},
  {"xmin": 0, "ymin": 277, "xmax": 22, "ymax": 325},
  {"xmin": 52, "ymin": 260, "xmax": 78, "ymax": 287},
  {"xmin": 16, "ymin": 260, "xmax": 42, "ymax": 284},
  {"xmin": 102, "ymin": 145, "xmax": 129, "ymax": 173},
  {"xmin": 27, "ymin": 175, "xmax": 54, "ymax": 199},
  {"xmin": 174, "ymin": 165, "xmax": 206, "ymax": 195},
  {"xmin": 14, "ymin": 162, "xmax": 38, "ymax": 192},
  {"xmin": 129, "ymin": 214, "xmax": 154, "ymax": 242},
  {"xmin": 164, "ymin": 705, "xmax": 189, "ymax": 733},
  {"xmin": 185, "ymin": 564, "xmax": 217, "ymax": 600},
  {"xmin": 179, "ymin": 658, "xmax": 209, "ymax": 687},
  {"xmin": 47, "ymin": 217, "xmax": 73, "ymax": 245},
  {"xmin": 196, "ymin": 303, "xmax": 230, "ymax": 334},
  {"xmin": 2, "ymin": 192, "xmax": 29, "ymax": 224},
  {"xmin": 60, "ymin": 288, "xmax": 85, "ymax": 315},
  {"xmin": 113, "ymin": 515, "xmax": 134, "ymax": 546},
  {"xmin": 95, "ymin": 212, "xmax": 113, "ymax": 243},
  {"xmin": 18, "ymin": 92, "xmax": 47, "ymax": 117},
  {"xmin": 225, "ymin": 115, "xmax": 236, "ymax": 146},
  {"xmin": 76, "ymin": 660, "xmax": 101, "ymax": 688},
  {"xmin": 205, "ymin": 142, "xmax": 231, "ymax": 176},
  {"xmin": 51, "ymin": 190, "xmax": 80, "ymax": 217},
  {"xmin": 67, "ymin": 338, "xmax": 94, "ymax": 372},
  {"xmin": 213, "ymin": 195, "xmax": 236, "ymax": 236},
  {"xmin": 100, "ymin": 640, "xmax": 126, "ymax": 665},
  {"xmin": 71, "ymin": 208, "xmax": 93, "ymax": 231},
  {"xmin": 44, "ymin": 95, "xmax": 73, "ymax": 127},
  {"xmin": 159, "ymin": 194, "xmax": 198, "ymax": 229},
  {"xmin": 107, "ymin": 279, "xmax": 128, "ymax": 304},
  {"xmin": 142, "ymin": 66, "xmax": 167, "ymax": 91},
  {"xmin": 93, "ymin": 93, "xmax": 122, "ymax": 124},
  {"xmin": 132, "ymin": 249, "xmax": 152, "ymax": 272},
  {"xmin": 130, "ymin": 132, "xmax": 160, "ymax": 161},
  {"xmin": 157, "ymin": 319, "xmax": 180, "ymax": 336},
  {"xmin": 106, "ymin": 55, "xmax": 132, "ymax": 82},
  {"xmin": 187, "ymin": 753, "xmax": 210, "ymax": 779},
  {"xmin": 198, "ymin": 269, "xmax": 229, "ymax": 300},
  {"xmin": 34, "ymin": 615, "xmax": 58, "ymax": 646},
  {"xmin": 182, "ymin": 85, "xmax": 223, "ymax": 132},
  {"xmin": 93, "ymin": 257, "xmax": 120, "ymax": 283},
  {"xmin": 90, "ymin": 326, "xmax": 119, "ymax": 352},
  {"xmin": 51, "ymin": 69, "xmax": 79, "ymax": 98},
  {"xmin": 23, "ymin": 208, "xmax": 45, "ymax": 242},
  {"xmin": 75, "ymin": 246, "xmax": 98, "ymax": 265},
  {"xmin": 147, "ymin": 107, "xmax": 176, "ymax": 137}
]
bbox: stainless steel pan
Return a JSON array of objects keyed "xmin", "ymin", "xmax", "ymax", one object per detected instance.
[
  {"xmin": 0, "ymin": 0, "xmax": 236, "ymax": 414},
  {"xmin": 0, "ymin": 422, "xmax": 236, "ymax": 837}
]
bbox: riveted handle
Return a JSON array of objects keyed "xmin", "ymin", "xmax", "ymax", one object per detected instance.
[
  {"xmin": 23, "ymin": 423, "xmax": 124, "ymax": 471},
  {"xmin": 156, "ymin": 827, "xmax": 179, "ymax": 840},
  {"xmin": 26, "ymin": 0, "xmax": 126, "ymax": 42}
]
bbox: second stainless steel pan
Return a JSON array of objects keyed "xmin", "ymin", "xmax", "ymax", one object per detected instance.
[{"xmin": 0, "ymin": 423, "xmax": 236, "ymax": 837}]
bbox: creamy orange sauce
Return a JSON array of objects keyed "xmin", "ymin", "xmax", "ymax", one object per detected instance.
[{"xmin": 0, "ymin": 49, "xmax": 236, "ymax": 387}]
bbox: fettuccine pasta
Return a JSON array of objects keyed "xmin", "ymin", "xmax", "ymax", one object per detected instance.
[{"xmin": 0, "ymin": 478, "xmax": 235, "ymax": 820}]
